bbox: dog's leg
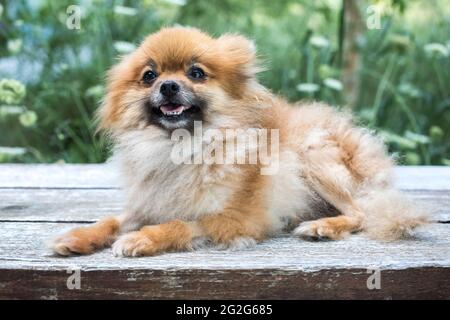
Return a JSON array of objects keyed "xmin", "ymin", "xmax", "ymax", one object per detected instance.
[
  {"xmin": 112, "ymin": 207, "xmax": 268, "ymax": 257},
  {"xmin": 293, "ymin": 163, "xmax": 365, "ymax": 240},
  {"xmin": 293, "ymin": 129, "xmax": 368, "ymax": 240},
  {"xmin": 51, "ymin": 216, "xmax": 123, "ymax": 256}
]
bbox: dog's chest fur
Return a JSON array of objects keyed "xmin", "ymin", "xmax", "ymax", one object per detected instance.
[{"xmin": 114, "ymin": 130, "xmax": 240, "ymax": 227}]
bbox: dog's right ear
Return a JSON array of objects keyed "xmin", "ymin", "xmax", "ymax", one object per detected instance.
[
  {"xmin": 95, "ymin": 54, "xmax": 134, "ymax": 132},
  {"xmin": 216, "ymin": 34, "xmax": 261, "ymax": 79}
]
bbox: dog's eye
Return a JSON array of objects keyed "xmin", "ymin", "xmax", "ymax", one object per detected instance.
[
  {"xmin": 188, "ymin": 67, "xmax": 206, "ymax": 80},
  {"xmin": 142, "ymin": 70, "xmax": 157, "ymax": 84}
]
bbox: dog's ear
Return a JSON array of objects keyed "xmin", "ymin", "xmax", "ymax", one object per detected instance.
[
  {"xmin": 96, "ymin": 53, "xmax": 135, "ymax": 132},
  {"xmin": 216, "ymin": 34, "xmax": 261, "ymax": 79}
]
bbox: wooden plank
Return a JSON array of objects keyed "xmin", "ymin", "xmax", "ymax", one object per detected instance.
[
  {"xmin": 394, "ymin": 166, "xmax": 450, "ymax": 190},
  {"xmin": 0, "ymin": 189, "xmax": 448, "ymax": 223},
  {"xmin": 0, "ymin": 222, "xmax": 448, "ymax": 271},
  {"xmin": 404, "ymin": 190, "xmax": 450, "ymax": 222},
  {"xmin": 0, "ymin": 164, "xmax": 449, "ymax": 190},
  {"xmin": 0, "ymin": 267, "xmax": 448, "ymax": 299},
  {"xmin": 0, "ymin": 164, "xmax": 448, "ymax": 299},
  {"xmin": 0, "ymin": 164, "xmax": 119, "ymax": 189},
  {"xmin": 0, "ymin": 189, "xmax": 123, "ymax": 222},
  {"xmin": 0, "ymin": 222, "xmax": 448, "ymax": 299}
]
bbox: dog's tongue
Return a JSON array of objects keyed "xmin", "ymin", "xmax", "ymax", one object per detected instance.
[{"xmin": 160, "ymin": 104, "xmax": 184, "ymax": 115}]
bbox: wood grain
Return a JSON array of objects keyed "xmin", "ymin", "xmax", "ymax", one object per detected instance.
[
  {"xmin": 0, "ymin": 164, "xmax": 449, "ymax": 190},
  {"xmin": 0, "ymin": 222, "xmax": 448, "ymax": 271},
  {"xmin": 0, "ymin": 189, "xmax": 123, "ymax": 222},
  {"xmin": 0, "ymin": 189, "xmax": 448, "ymax": 222},
  {"xmin": 1, "ymin": 268, "xmax": 448, "ymax": 299},
  {"xmin": 0, "ymin": 164, "xmax": 119, "ymax": 189}
]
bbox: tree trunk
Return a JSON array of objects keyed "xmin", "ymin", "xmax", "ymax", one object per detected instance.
[{"xmin": 342, "ymin": 0, "xmax": 364, "ymax": 109}]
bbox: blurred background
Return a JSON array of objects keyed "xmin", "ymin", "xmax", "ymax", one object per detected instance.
[{"xmin": 0, "ymin": 0, "xmax": 448, "ymax": 165}]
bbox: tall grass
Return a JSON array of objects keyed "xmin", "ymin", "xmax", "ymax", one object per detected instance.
[{"xmin": 0, "ymin": 0, "xmax": 448, "ymax": 164}]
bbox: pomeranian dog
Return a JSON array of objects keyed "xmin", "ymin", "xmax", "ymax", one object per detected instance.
[{"xmin": 51, "ymin": 27, "xmax": 427, "ymax": 257}]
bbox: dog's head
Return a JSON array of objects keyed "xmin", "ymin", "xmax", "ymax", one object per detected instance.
[{"xmin": 98, "ymin": 27, "xmax": 262, "ymax": 133}]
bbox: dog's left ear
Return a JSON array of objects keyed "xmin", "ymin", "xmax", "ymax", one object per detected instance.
[{"xmin": 216, "ymin": 34, "xmax": 261, "ymax": 79}]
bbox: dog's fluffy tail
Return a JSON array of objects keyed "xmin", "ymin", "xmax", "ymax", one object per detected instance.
[{"xmin": 356, "ymin": 188, "xmax": 429, "ymax": 241}]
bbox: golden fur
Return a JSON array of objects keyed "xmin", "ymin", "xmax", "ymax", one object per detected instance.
[{"xmin": 51, "ymin": 27, "xmax": 427, "ymax": 257}]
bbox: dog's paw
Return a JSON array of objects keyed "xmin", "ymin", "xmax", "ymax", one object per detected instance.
[
  {"xmin": 50, "ymin": 230, "xmax": 97, "ymax": 256},
  {"xmin": 293, "ymin": 219, "xmax": 350, "ymax": 241},
  {"xmin": 50, "ymin": 218, "xmax": 119, "ymax": 256},
  {"xmin": 112, "ymin": 232, "xmax": 157, "ymax": 257}
]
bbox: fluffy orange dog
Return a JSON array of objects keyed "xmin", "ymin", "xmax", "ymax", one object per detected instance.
[{"xmin": 51, "ymin": 27, "xmax": 426, "ymax": 257}]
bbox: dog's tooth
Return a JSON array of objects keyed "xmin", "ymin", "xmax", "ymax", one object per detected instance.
[{"xmin": 162, "ymin": 107, "xmax": 185, "ymax": 116}]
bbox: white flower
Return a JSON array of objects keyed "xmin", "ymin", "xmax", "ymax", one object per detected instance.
[
  {"xmin": 0, "ymin": 146, "xmax": 27, "ymax": 156},
  {"xmin": 113, "ymin": 41, "xmax": 136, "ymax": 54},
  {"xmin": 378, "ymin": 130, "xmax": 417, "ymax": 149},
  {"xmin": 19, "ymin": 110, "xmax": 38, "ymax": 127},
  {"xmin": 7, "ymin": 39, "xmax": 22, "ymax": 54},
  {"xmin": 164, "ymin": 0, "xmax": 187, "ymax": 5},
  {"xmin": 85, "ymin": 85, "xmax": 104, "ymax": 98},
  {"xmin": 358, "ymin": 108, "xmax": 376, "ymax": 122},
  {"xmin": 398, "ymin": 83, "xmax": 421, "ymax": 98},
  {"xmin": 405, "ymin": 131, "xmax": 430, "ymax": 144},
  {"xmin": 288, "ymin": 3, "xmax": 303, "ymax": 16},
  {"xmin": 59, "ymin": 63, "xmax": 69, "ymax": 71},
  {"xmin": 296, "ymin": 83, "xmax": 320, "ymax": 93},
  {"xmin": 323, "ymin": 78, "xmax": 343, "ymax": 91},
  {"xmin": 309, "ymin": 35, "xmax": 329, "ymax": 49},
  {"xmin": 424, "ymin": 43, "xmax": 449, "ymax": 57},
  {"xmin": 114, "ymin": 5, "xmax": 138, "ymax": 16},
  {"xmin": 0, "ymin": 79, "xmax": 26, "ymax": 104},
  {"xmin": 0, "ymin": 105, "xmax": 24, "ymax": 117}
]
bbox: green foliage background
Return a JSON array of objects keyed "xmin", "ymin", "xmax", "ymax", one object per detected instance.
[{"xmin": 0, "ymin": 0, "xmax": 449, "ymax": 164}]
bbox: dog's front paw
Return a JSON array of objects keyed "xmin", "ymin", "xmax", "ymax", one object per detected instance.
[
  {"xmin": 50, "ymin": 229, "xmax": 98, "ymax": 256},
  {"xmin": 112, "ymin": 232, "xmax": 158, "ymax": 257},
  {"xmin": 50, "ymin": 217, "xmax": 120, "ymax": 256},
  {"xmin": 112, "ymin": 221, "xmax": 194, "ymax": 257}
]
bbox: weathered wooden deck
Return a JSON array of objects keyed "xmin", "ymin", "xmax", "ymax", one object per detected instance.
[{"xmin": 0, "ymin": 164, "xmax": 449, "ymax": 299}]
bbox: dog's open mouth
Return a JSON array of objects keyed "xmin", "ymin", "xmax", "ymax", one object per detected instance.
[
  {"xmin": 155, "ymin": 102, "xmax": 202, "ymax": 121},
  {"xmin": 159, "ymin": 103, "xmax": 192, "ymax": 116},
  {"xmin": 148, "ymin": 99, "xmax": 204, "ymax": 130}
]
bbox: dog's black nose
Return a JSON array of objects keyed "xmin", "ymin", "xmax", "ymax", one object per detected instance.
[{"xmin": 160, "ymin": 81, "xmax": 180, "ymax": 97}]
